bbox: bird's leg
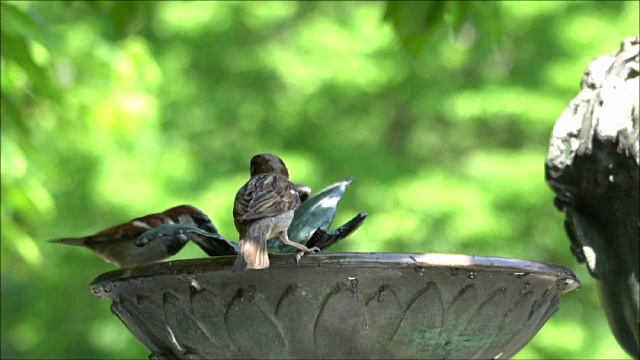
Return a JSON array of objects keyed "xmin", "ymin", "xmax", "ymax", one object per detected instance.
[{"xmin": 277, "ymin": 231, "xmax": 321, "ymax": 264}]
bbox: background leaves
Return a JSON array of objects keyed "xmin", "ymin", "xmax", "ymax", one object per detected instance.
[{"xmin": 1, "ymin": 1, "xmax": 637, "ymax": 359}]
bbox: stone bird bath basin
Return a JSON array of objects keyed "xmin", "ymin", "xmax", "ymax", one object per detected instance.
[{"xmin": 91, "ymin": 253, "xmax": 580, "ymax": 359}]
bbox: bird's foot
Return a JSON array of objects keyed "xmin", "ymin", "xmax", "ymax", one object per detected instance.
[{"xmin": 295, "ymin": 247, "xmax": 321, "ymax": 264}]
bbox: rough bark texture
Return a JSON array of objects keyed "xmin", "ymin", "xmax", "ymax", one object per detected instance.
[{"xmin": 546, "ymin": 35, "xmax": 639, "ymax": 358}]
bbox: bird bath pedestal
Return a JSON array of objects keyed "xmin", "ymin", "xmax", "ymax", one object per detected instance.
[{"xmin": 91, "ymin": 252, "xmax": 579, "ymax": 359}]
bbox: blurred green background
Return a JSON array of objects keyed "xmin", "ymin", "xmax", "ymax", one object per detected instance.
[{"xmin": 1, "ymin": 1, "xmax": 637, "ymax": 359}]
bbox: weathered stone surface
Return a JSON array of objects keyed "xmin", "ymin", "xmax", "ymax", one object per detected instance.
[
  {"xmin": 546, "ymin": 35, "xmax": 639, "ymax": 358},
  {"xmin": 92, "ymin": 253, "xmax": 579, "ymax": 359}
]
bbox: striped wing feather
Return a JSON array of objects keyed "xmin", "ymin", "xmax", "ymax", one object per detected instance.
[{"xmin": 234, "ymin": 174, "xmax": 300, "ymax": 222}]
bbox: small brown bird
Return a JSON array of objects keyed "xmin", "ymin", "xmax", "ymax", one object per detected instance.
[
  {"xmin": 50, "ymin": 205, "xmax": 217, "ymax": 267},
  {"xmin": 232, "ymin": 153, "xmax": 320, "ymax": 272}
]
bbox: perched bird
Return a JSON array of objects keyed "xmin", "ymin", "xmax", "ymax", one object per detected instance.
[
  {"xmin": 50, "ymin": 205, "xmax": 217, "ymax": 267},
  {"xmin": 232, "ymin": 153, "xmax": 320, "ymax": 272}
]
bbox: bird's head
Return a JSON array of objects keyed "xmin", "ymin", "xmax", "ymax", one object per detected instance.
[{"xmin": 249, "ymin": 153, "xmax": 290, "ymax": 178}]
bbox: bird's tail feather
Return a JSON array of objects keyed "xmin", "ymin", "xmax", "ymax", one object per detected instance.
[
  {"xmin": 232, "ymin": 236, "xmax": 269, "ymax": 272},
  {"xmin": 49, "ymin": 237, "xmax": 86, "ymax": 247}
]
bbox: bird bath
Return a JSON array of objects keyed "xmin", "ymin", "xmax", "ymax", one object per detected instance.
[{"xmin": 91, "ymin": 252, "xmax": 579, "ymax": 359}]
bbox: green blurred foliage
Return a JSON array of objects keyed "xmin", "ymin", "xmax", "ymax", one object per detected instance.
[{"xmin": 1, "ymin": 1, "xmax": 637, "ymax": 359}]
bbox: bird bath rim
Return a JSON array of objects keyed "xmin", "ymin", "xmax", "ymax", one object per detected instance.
[{"xmin": 91, "ymin": 252, "xmax": 580, "ymax": 293}]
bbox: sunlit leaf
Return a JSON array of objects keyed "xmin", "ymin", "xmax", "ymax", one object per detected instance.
[
  {"xmin": 444, "ymin": 1, "xmax": 474, "ymax": 36},
  {"xmin": 0, "ymin": 33, "xmax": 61, "ymax": 102},
  {"xmin": 108, "ymin": 1, "xmax": 149, "ymax": 39},
  {"xmin": 472, "ymin": 2, "xmax": 504, "ymax": 48},
  {"xmin": 0, "ymin": 2, "xmax": 49, "ymax": 47},
  {"xmin": 383, "ymin": 0, "xmax": 503, "ymax": 55},
  {"xmin": 383, "ymin": 1, "xmax": 446, "ymax": 55},
  {"xmin": 0, "ymin": 90, "xmax": 25, "ymax": 132}
]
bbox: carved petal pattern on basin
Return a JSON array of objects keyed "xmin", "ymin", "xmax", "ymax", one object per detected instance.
[{"xmin": 93, "ymin": 253, "xmax": 579, "ymax": 359}]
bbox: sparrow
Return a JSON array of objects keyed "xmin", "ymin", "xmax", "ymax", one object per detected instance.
[
  {"xmin": 232, "ymin": 153, "xmax": 321, "ymax": 272},
  {"xmin": 50, "ymin": 205, "xmax": 217, "ymax": 267}
]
